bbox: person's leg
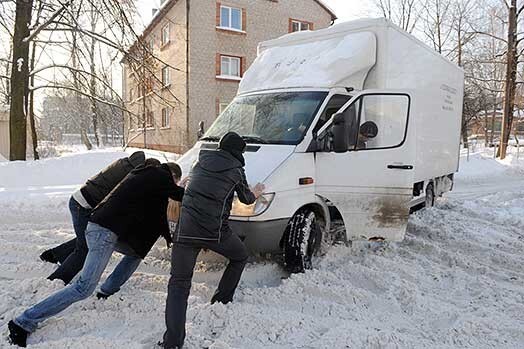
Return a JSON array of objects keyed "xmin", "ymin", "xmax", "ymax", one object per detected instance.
[
  {"xmin": 206, "ymin": 233, "xmax": 249, "ymax": 304},
  {"xmin": 162, "ymin": 243, "xmax": 200, "ymax": 349},
  {"xmin": 98, "ymin": 255, "xmax": 142, "ymax": 297},
  {"xmin": 47, "ymin": 197, "xmax": 91, "ymax": 284},
  {"xmin": 40, "ymin": 238, "xmax": 77, "ymax": 264},
  {"xmin": 14, "ymin": 223, "xmax": 117, "ymax": 333}
]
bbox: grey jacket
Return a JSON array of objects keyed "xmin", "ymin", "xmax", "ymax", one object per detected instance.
[{"xmin": 176, "ymin": 149, "xmax": 256, "ymax": 243}]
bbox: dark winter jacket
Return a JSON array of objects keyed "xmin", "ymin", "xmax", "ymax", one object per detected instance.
[
  {"xmin": 90, "ymin": 164, "xmax": 185, "ymax": 258},
  {"xmin": 80, "ymin": 151, "xmax": 145, "ymax": 208},
  {"xmin": 175, "ymin": 149, "xmax": 256, "ymax": 243}
]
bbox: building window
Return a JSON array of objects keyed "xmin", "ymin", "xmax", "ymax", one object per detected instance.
[
  {"xmin": 219, "ymin": 102, "xmax": 229, "ymax": 115},
  {"xmin": 162, "ymin": 66, "xmax": 170, "ymax": 87},
  {"xmin": 220, "ymin": 55, "xmax": 241, "ymax": 77},
  {"xmin": 220, "ymin": 5, "xmax": 242, "ymax": 31},
  {"xmin": 146, "ymin": 110, "xmax": 154, "ymax": 128},
  {"xmin": 161, "ymin": 108, "xmax": 170, "ymax": 128},
  {"xmin": 290, "ymin": 19, "xmax": 312, "ymax": 33},
  {"xmin": 129, "ymin": 87, "xmax": 134, "ymax": 101},
  {"xmin": 161, "ymin": 24, "xmax": 170, "ymax": 46}
]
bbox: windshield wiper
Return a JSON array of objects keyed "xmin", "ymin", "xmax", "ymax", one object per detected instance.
[
  {"xmin": 200, "ymin": 136, "xmax": 220, "ymax": 142},
  {"xmin": 242, "ymin": 135, "xmax": 267, "ymax": 144}
]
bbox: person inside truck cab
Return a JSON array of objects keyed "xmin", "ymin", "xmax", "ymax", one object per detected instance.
[
  {"xmin": 285, "ymin": 112, "xmax": 309, "ymax": 140},
  {"xmin": 356, "ymin": 121, "xmax": 378, "ymax": 149}
]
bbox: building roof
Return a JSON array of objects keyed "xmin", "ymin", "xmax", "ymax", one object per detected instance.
[
  {"xmin": 140, "ymin": 0, "xmax": 179, "ymax": 39},
  {"xmin": 138, "ymin": 0, "xmax": 337, "ymax": 41},
  {"xmin": 315, "ymin": 0, "xmax": 338, "ymax": 21}
]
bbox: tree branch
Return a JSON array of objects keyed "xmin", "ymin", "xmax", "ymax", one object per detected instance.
[
  {"xmin": 518, "ymin": 4, "xmax": 524, "ymax": 17},
  {"xmin": 24, "ymin": 0, "xmax": 73, "ymax": 43},
  {"xmin": 30, "ymin": 83, "xmax": 138, "ymax": 117},
  {"xmin": 469, "ymin": 31, "xmax": 507, "ymax": 43},
  {"xmin": 30, "ymin": 64, "xmax": 121, "ymax": 101},
  {"xmin": 466, "ymin": 75, "xmax": 507, "ymax": 83}
]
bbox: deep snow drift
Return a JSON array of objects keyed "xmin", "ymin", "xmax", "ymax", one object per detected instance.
[{"xmin": 0, "ymin": 147, "xmax": 523, "ymax": 348}]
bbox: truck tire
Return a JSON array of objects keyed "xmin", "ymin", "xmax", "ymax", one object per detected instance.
[
  {"xmin": 425, "ymin": 183, "xmax": 435, "ymax": 208},
  {"xmin": 281, "ymin": 209, "xmax": 322, "ymax": 273}
]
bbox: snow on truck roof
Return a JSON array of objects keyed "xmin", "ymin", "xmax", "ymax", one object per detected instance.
[
  {"xmin": 238, "ymin": 18, "xmax": 462, "ymax": 95},
  {"xmin": 238, "ymin": 30, "xmax": 376, "ymax": 94}
]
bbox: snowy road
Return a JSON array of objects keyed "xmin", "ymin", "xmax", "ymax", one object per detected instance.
[{"xmin": 0, "ymin": 149, "xmax": 523, "ymax": 348}]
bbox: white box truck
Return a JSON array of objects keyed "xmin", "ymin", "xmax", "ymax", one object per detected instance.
[{"xmin": 177, "ymin": 18, "xmax": 464, "ymax": 271}]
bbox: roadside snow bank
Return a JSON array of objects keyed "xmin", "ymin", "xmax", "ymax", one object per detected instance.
[
  {"xmin": 458, "ymin": 147, "xmax": 524, "ymax": 181},
  {"xmin": 0, "ymin": 149, "xmax": 126, "ymax": 188},
  {"xmin": 0, "ymin": 149, "xmax": 127, "ymax": 224},
  {"xmin": 0, "ymin": 148, "xmax": 181, "ymax": 224}
]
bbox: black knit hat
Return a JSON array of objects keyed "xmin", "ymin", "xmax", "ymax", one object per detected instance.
[
  {"xmin": 218, "ymin": 132, "xmax": 246, "ymax": 153},
  {"xmin": 218, "ymin": 132, "xmax": 246, "ymax": 165}
]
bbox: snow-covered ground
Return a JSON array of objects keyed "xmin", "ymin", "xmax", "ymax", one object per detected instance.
[{"xmin": 1, "ymin": 147, "xmax": 523, "ymax": 348}]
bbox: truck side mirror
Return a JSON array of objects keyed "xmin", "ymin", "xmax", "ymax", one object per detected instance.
[{"xmin": 332, "ymin": 112, "xmax": 348, "ymax": 153}]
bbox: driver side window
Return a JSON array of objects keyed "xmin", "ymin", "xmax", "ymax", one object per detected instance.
[
  {"xmin": 313, "ymin": 94, "xmax": 352, "ymax": 134},
  {"xmin": 314, "ymin": 94, "xmax": 354, "ymax": 152}
]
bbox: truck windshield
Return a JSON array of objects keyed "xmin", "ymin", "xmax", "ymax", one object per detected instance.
[{"xmin": 203, "ymin": 91, "xmax": 328, "ymax": 145}]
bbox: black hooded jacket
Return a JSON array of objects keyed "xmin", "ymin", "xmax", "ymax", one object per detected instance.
[
  {"xmin": 90, "ymin": 164, "xmax": 184, "ymax": 258},
  {"xmin": 175, "ymin": 149, "xmax": 256, "ymax": 243},
  {"xmin": 80, "ymin": 151, "xmax": 145, "ymax": 208}
]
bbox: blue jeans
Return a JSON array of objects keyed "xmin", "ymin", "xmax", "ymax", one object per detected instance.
[
  {"xmin": 48, "ymin": 197, "xmax": 92, "ymax": 283},
  {"xmin": 15, "ymin": 223, "xmax": 141, "ymax": 333},
  {"xmin": 99, "ymin": 255, "xmax": 141, "ymax": 296}
]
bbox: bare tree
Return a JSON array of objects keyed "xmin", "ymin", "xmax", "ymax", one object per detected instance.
[
  {"xmin": 499, "ymin": 0, "xmax": 520, "ymax": 159},
  {"xmin": 374, "ymin": 0, "xmax": 424, "ymax": 33},
  {"xmin": 467, "ymin": 0, "xmax": 524, "ymax": 158},
  {"xmin": 3, "ymin": 0, "xmax": 189, "ymax": 160},
  {"xmin": 422, "ymin": 0, "xmax": 453, "ymax": 54},
  {"xmin": 8, "ymin": 0, "xmax": 36, "ymax": 160}
]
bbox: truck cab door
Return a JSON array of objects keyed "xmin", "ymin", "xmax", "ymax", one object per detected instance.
[{"xmin": 314, "ymin": 91, "xmax": 414, "ymax": 241}]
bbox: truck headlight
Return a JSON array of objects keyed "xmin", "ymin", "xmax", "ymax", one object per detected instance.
[{"xmin": 231, "ymin": 193, "xmax": 275, "ymax": 217}]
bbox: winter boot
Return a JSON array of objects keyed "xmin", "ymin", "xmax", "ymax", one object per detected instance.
[
  {"xmin": 96, "ymin": 292, "xmax": 110, "ymax": 300},
  {"xmin": 8, "ymin": 320, "xmax": 28, "ymax": 347},
  {"xmin": 210, "ymin": 290, "xmax": 232, "ymax": 305},
  {"xmin": 39, "ymin": 250, "xmax": 59, "ymax": 264},
  {"xmin": 157, "ymin": 341, "xmax": 183, "ymax": 349}
]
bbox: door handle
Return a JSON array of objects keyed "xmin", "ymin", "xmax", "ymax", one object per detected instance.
[{"xmin": 387, "ymin": 164, "xmax": 413, "ymax": 170}]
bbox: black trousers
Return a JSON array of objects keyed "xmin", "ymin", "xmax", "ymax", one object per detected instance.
[
  {"xmin": 163, "ymin": 233, "xmax": 248, "ymax": 349},
  {"xmin": 48, "ymin": 197, "xmax": 92, "ymax": 284},
  {"xmin": 46, "ymin": 238, "xmax": 77, "ymax": 264}
]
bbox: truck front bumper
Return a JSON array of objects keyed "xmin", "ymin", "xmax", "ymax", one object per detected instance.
[{"xmin": 229, "ymin": 218, "xmax": 290, "ymax": 254}]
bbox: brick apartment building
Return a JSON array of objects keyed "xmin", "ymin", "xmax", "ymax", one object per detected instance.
[{"xmin": 123, "ymin": 0, "xmax": 336, "ymax": 153}]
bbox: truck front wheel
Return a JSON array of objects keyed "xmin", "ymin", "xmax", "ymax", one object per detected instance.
[{"xmin": 281, "ymin": 209, "xmax": 322, "ymax": 273}]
